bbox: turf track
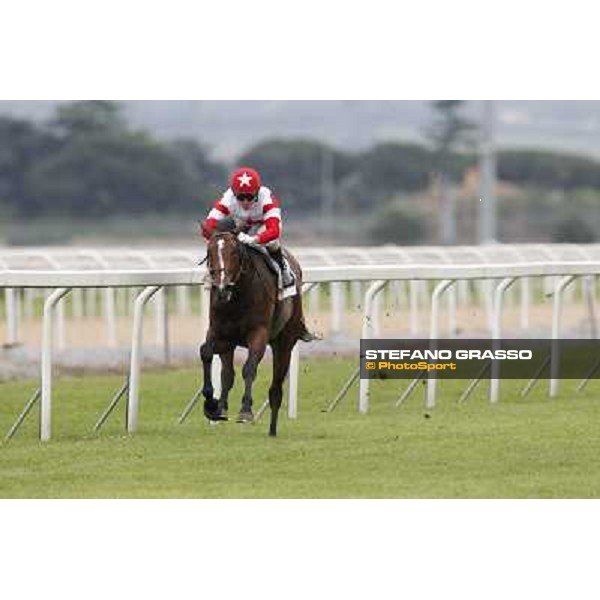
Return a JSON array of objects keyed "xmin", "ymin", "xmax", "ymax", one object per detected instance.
[{"xmin": 1, "ymin": 356, "xmax": 600, "ymax": 498}]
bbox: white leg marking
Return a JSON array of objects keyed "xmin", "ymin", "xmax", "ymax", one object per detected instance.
[{"xmin": 217, "ymin": 239, "xmax": 225, "ymax": 290}]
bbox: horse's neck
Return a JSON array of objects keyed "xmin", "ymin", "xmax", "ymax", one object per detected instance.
[{"xmin": 247, "ymin": 251, "xmax": 277, "ymax": 287}]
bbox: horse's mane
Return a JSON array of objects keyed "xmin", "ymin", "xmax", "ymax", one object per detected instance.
[{"xmin": 214, "ymin": 216, "xmax": 237, "ymax": 234}]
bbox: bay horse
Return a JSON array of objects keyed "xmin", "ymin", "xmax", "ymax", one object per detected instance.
[{"xmin": 200, "ymin": 218, "xmax": 313, "ymax": 436}]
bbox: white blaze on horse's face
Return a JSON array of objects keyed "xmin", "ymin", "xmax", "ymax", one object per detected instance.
[{"xmin": 217, "ymin": 239, "xmax": 225, "ymax": 290}]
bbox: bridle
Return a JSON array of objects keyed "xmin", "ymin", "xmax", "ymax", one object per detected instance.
[
  {"xmin": 207, "ymin": 232, "xmax": 251, "ymax": 290},
  {"xmin": 204, "ymin": 231, "xmax": 278, "ymax": 304}
]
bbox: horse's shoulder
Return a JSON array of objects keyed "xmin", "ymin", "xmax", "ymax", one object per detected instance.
[
  {"xmin": 246, "ymin": 248, "xmax": 279, "ymax": 286},
  {"xmin": 248, "ymin": 247, "xmax": 272, "ymax": 270},
  {"xmin": 247, "ymin": 245, "xmax": 302, "ymax": 288}
]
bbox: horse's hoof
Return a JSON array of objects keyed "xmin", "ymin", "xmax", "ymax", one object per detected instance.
[
  {"xmin": 236, "ymin": 411, "xmax": 254, "ymax": 423},
  {"xmin": 206, "ymin": 412, "xmax": 229, "ymax": 422},
  {"xmin": 204, "ymin": 408, "xmax": 228, "ymax": 421},
  {"xmin": 203, "ymin": 398, "xmax": 223, "ymax": 422},
  {"xmin": 215, "ymin": 408, "xmax": 229, "ymax": 421}
]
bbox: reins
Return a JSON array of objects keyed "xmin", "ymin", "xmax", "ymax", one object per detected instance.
[{"xmin": 207, "ymin": 233, "xmax": 278, "ymax": 303}]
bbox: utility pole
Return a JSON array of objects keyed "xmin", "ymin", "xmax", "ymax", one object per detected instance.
[
  {"xmin": 320, "ymin": 146, "xmax": 335, "ymax": 236},
  {"xmin": 479, "ymin": 100, "xmax": 497, "ymax": 243},
  {"xmin": 427, "ymin": 100, "xmax": 473, "ymax": 246},
  {"xmin": 439, "ymin": 173, "xmax": 456, "ymax": 245}
]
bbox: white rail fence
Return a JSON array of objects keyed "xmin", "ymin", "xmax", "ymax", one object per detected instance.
[
  {"xmin": 2, "ymin": 244, "xmax": 600, "ymax": 347},
  {"xmin": 1, "ymin": 259, "xmax": 600, "ymax": 441}
]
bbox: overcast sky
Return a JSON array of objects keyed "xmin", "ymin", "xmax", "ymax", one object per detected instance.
[{"xmin": 2, "ymin": 100, "xmax": 600, "ymax": 162}]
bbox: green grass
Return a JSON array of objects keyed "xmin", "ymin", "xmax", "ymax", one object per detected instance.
[{"xmin": 1, "ymin": 356, "xmax": 600, "ymax": 498}]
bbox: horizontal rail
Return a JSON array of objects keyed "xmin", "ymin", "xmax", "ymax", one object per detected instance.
[
  {"xmin": 2, "ymin": 261, "xmax": 600, "ymax": 288},
  {"xmin": 304, "ymin": 262, "xmax": 600, "ymax": 282},
  {"xmin": 0, "ymin": 268, "xmax": 205, "ymax": 288}
]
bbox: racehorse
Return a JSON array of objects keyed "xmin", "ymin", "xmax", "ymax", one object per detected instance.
[{"xmin": 200, "ymin": 217, "xmax": 312, "ymax": 436}]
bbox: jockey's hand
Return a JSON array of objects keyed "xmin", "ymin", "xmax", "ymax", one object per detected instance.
[
  {"xmin": 237, "ymin": 232, "xmax": 258, "ymax": 245},
  {"xmin": 199, "ymin": 220, "xmax": 211, "ymax": 240},
  {"xmin": 234, "ymin": 217, "xmax": 249, "ymax": 232}
]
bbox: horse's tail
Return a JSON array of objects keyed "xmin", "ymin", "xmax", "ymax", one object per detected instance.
[{"xmin": 284, "ymin": 249, "xmax": 321, "ymax": 342}]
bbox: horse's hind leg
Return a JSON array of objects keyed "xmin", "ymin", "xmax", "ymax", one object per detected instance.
[
  {"xmin": 238, "ymin": 328, "xmax": 268, "ymax": 423},
  {"xmin": 268, "ymin": 336, "xmax": 296, "ymax": 437}
]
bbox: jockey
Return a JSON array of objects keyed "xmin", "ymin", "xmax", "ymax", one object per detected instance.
[{"xmin": 200, "ymin": 166, "xmax": 295, "ymax": 288}]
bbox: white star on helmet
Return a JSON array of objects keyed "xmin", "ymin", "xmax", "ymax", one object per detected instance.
[{"xmin": 237, "ymin": 172, "xmax": 253, "ymax": 187}]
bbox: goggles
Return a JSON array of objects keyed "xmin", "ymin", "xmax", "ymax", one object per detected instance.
[{"xmin": 236, "ymin": 193, "xmax": 258, "ymax": 202}]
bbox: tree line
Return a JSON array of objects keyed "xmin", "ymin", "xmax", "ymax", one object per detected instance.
[
  {"xmin": 0, "ymin": 101, "xmax": 226, "ymax": 218},
  {"xmin": 2, "ymin": 101, "xmax": 600, "ymax": 223}
]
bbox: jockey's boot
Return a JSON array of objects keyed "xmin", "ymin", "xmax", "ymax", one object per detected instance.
[{"xmin": 270, "ymin": 247, "xmax": 295, "ymax": 288}]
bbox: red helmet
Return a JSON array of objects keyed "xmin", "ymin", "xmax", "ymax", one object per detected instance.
[{"xmin": 230, "ymin": 167, "xmax": 261, "ymax": 197}]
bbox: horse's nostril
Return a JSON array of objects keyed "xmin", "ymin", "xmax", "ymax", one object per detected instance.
[{"xmin": 217, "ymin": 288, "xmax": 233, "ymax": 303}]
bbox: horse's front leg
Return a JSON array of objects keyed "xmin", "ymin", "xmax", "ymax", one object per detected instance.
[
  {"xmin": 200, "ymin": 339, "xmax": 219, "ymax": 420},
  {"xmin": 201, "ymin": 338, "xmax": 235, "ymax": 421},
  {"xmin": 238, "ymin": 327, "xmax": 268, "ymax": 423},
  {"xmin": 217, "ymin": 347, "xmax": 235, "ymax": 419}
]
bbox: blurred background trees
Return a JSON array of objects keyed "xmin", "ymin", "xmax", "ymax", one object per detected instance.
[
  {"xmin": 237, "ymin": 138, "xmax": 354, "ymax": 215},
  {"xmin": 0, "ymin": 101, "xmax": 225, "ymax": 220},
  {"xmin": 0, "ymin": 100, "xmax": 598, "ymax": 245}
]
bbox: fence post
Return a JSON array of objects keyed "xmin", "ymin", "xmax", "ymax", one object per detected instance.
[
  {"xmin": 358, "ymin": 280, "xmax": 387, "ymax": 414},
  {"xmin": 426, "ymin": 279, "xmax": 455, "ymax": 410},
  {"xmin": 127, "ymin": 285, "xmax": 161, "ymax": 434},
  {"xmin": 549, "ymin": 275, "xmax": 576, "ymax": 397},
  {"xmin": 40, "ymin": 287, "xmax": 72, "ymax": 442},
  {"xmin": 490, "ymin": 277, "xmax": 516, "ymax": 403},
  {"xmin": 4, "ymin": 288, "xmax": 19, "ymax": 345}
]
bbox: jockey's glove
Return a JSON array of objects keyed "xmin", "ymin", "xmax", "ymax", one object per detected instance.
[{"xmin": 237, "ymin": 232, "xmax": 258, "ymax": 245}]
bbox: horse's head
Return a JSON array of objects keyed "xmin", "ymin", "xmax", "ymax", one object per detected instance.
[{"xmin": 207, "ymin": 229, "xmax": 247, "ymax": 303}]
